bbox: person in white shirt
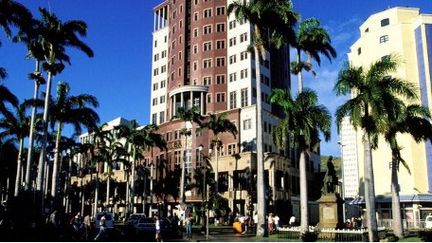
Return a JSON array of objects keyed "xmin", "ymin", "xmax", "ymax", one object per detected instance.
[
  {"xmin": 289, "ymin": 215, "xmax": 296, "ymax": 226},
  {"xmin": 273, "ymin": 215, "xmax": 280, "ymax": 231}
]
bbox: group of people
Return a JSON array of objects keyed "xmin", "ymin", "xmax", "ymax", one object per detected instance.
[
  {"xmin": 345, "ymin": 217, "xmax": 362, "ymax": 229},
  {"xmin": 268, "ymin": 213, "xmax": 280, "ymax": 234}
]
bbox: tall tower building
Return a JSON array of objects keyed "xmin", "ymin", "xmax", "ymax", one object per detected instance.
[
  {"xmin": 149, "ymin": 0, "xmax": 321, "ymax": 220},
  {"xmin": 346, "ymin": 7, "xmax": 432, "ymax": 222}
]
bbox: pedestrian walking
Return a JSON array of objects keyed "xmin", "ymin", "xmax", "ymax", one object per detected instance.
[
  {"xmin": 185, "ymin": 215, "xmax": 192, "ymax": 239},
  {"xmin": 273, "ymin": 214, "xmax": 280, "ymax": 231},
  {"xmin": 155, "ymin": 215, "xmax": 162, "ymax": 242},
  {"xmin": 268, "ymin": 213, "xmax": 274, "ymax": 234},
  {"xmin": 83, "ymin": 214, "xmax": 92, "ymax": 240},
  {"xmin": 94, "ymin": 216, "xmax": 106, "ymax": 241}
]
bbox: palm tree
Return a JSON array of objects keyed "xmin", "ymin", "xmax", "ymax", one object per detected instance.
[
  {"xmin": 270, "ymin": 88, "xmax": 331, "ymax": 234},
  {"xmin": 375, "ymin": 103, "xmax": 432, "ymax": 237},
  {"xmin": 0, "ymin": 102, "xmax": 30, "ymax": 197},
  {"xmin": 200, "ymin": 112, "xmax": 237, "ymax": 194},
  {"xmin": 35, "ymin": 7, "xmax": 94, "ymax": 193},
  {"xmin": 116, "ymin": 121, "xmax": 166, "ymax": 214},
  {"xmin": 0, "ymin": 84, "xmax": 18, "ymax": 118},
  {"xmin": 0, "ymin": 0, "xmax": 32, "ymax": 46},
  {"xmin": 172, "ymin": 106, "xmax": 203, "ymax": 204},
  {"xmin": 48, "ymin": 81, "xmax": 99, "ymax": 199},
  {"xmin": 334, "ymin": 55, "xmax": 417, "ymax": 241},
  {"xmin": 292, "ymin": 18, "xmax": 336, "ymax": 92},
  {"xmin": 228, "ymin": 0, "xmax": 298, "ymax": 236}
]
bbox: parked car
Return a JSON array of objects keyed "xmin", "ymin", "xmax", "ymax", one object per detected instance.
[
  {"xmin": 133, "ymin": 217, "xmax": 180, "ymax": 239},
  {"xmin": 94, "ymin": 212, "xmax": 115, "ymax": 229},
  {"xmin": 126, "ymin": 213, "xmax": 147, "ymax": 226}
]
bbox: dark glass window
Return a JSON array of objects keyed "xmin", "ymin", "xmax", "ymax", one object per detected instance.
[{"xmin": 381, "ymin": 18, "xmax": 390, "ymax": 27}]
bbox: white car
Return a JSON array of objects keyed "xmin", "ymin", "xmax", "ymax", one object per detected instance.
[
  {"xmin": 95, "ymin": 212, "xmax": 115, "ymax": 229},
  {"xmin": 425, "ymin": 215, "xmax": 432, "ymax": 229}
]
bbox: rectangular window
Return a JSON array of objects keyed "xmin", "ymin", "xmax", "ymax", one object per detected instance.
[
  {"xmin": 193, "ymin": 61, "xmax": 198, "ymax": 71},
  {"xmin": 229, "ymin": 72, "xmax": 237, "ymax": 82},
  {"xmin": 230, "ymin": 91, "xmax": 237, "ymax": 109},
  {"xmin": 216, "ymin": 57, "xmax": 225, "ymax": 67},
  {"xmin": 153, "ymin": 68, "xmax": 159, "ymax": 76},
  {"xmin": 240, "ymin": 33, "xmax": 248, "ymax": 42},
  {"xmin": 160, "ymin": 96, "xmax": 165, "ymax": 104},
  {"xmin": 203, "ymin": 59, "xmax": 212, "ymax": 68},
  {"xmin": 159, "ymin": 111, "xmax": 165, "ymax": 124},
  {"xmin": 153, "ymin": 83, "xmax": 158, "ymax": 91},
  {"xmin": 216, "ymin": 23, "xmax": 225, "ymax": 32},
  {"xmin": 241, "ymin": 88, "xmax": 248, "ymax": 107},
  {"xmin": 194, "ymin": 12, "xmax": 199, "ymax": 21},
  {"xmin": 203, "ymin": 8, "xmax": 212, "ymax": 18},
  {"xmin": 203, "ymin": 76, "xmax": 212, "ymax": 86},
  {"xmin": 240, "ymin": 51, "xmax": 248, "ymax": 60},
  {"xmin": 203, "ymin": 25, "xmax": 212, "ymax": 34},
  {"xmin": 193, "ymin": 45, "xmax": 198, "ymax": 54},
  {"xmin": 229, "ymin": 20, "xmax": 236, "ymax": 29},
  {"xmin": 152, "ymin": 113, "xmax": 157, "ymax": 124},
  {"xmin": 161, "ymin": 50, "xmax": 167, "ymax": 58},
  {"xmin": 207, "ymin": 94, "xmax": 212, "ymax": 103},
  {"xmin": 152, "ymin": 98, "xmax": 158, "ymax": 106},
  {"xmin": 379, "ymin": 35, "xmax": 389, "ymax": 43},
  {"xmin": 381, "ymin": 18, "xmax": 390, "ymax": 27},
  {"xmin": 227, "ymin": 144, "xmax": 236, "ymax": 155},
  {"xmin": 154, "ymin": 53, "xmax": 160, "ymax": 61},
  {"xmin": 357, "ymin": 47, "xmax": 361, "ymax": 55},
  {"xmin": 193, "ymin": 28, "xmax": 198, "ymax": 37},
  {"xmin": 229, "ymin": 55, "xmax": 236, "ymax": 64},
  {"xmin": 203, "ymin": 41, "xmax": 212, "ymax": 51},
  {"xmin": 216, "ymin": 75, "xmax": 225, "ymax": 84},
  {"xmin": 240, "ymin": 69, "xmax": 248, "ymax": 79},
  {"xmin": 229, "ymin": 37, "xmax": 236, "ymax": 47},
  {"xmin": 216, "ymin": 6, "xmax": 225, "ymax": 16},
  {"xmin": 243, "ymin": 119, "xmax": 251, "ymax": 130},
  {"xmin": 216, "ymin": 93, "xmax": 225, "ymax": 103},
  {"xmin": 216, "ymin": 40, "xmax": 225, "ymax": 49},
  {"xmin": 160, "ymin": 80, "xmax": 166, "ymax": 88},
  {"xmin": 161, "ymin": 65, "xmax": 167, "ymax": 73}
]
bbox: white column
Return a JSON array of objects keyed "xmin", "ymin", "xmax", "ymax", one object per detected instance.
[
  {"xmin": 190, "ymin": 91, "xmax": 194, "ymax": 108},
  {"xmin": 154, "ymin": 11, "xmax": 157, "ymax": 31},
  {"xmin": 162, "ymin": 6, "xmax": 166, "ymax": 28},
  {"xmin": 200, "ymin": 92, "xmax": 204, "ymax": 115},
  {"xmin": 181, "ymin": 92, "xmax": 184, "ymax": 108}
]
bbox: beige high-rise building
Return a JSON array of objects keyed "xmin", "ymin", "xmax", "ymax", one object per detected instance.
[{"xmin": 346, "ymin": 7, "xmax": 432, "ymax": 225}]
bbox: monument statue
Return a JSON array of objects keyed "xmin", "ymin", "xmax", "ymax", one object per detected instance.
[{"xmin": 321, "ymin": 156, "xmax": 339, "ymax": 195}]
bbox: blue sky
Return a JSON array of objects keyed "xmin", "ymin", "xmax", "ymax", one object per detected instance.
[{"xmin": 1, "ymin": 0, "xmax": 431, "ymax": 156}]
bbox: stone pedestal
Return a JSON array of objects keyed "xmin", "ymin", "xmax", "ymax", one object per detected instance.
[{"xmin": 317, "ymin": 194, "xmax": 344, "ymax": 229}]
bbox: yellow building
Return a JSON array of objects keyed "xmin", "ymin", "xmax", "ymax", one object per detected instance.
[{"xmin": 347, "ymin": 7, "xmax": 432, "ymax": 227}]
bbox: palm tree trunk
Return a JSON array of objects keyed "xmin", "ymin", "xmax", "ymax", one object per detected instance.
[
  {"xmin": 296, "ymin": 48, "xmax": 303, "ymax": 93},
  {"xmin": 253, "ymin": 35, "xmax": 267, "ymax": 237},
  {"xmin": 130, "ymin": 146, "xmax": 136, "ymax": 213},
  {"xmin": 214, "ymin": 142, "xmax": 219, "ymax": 194},
  {"xmin": 14, "ymin": 138, "xmax": 25, "ymax": 197},
  {"xmin": 51, "ymin": 122, "xmax": 63, "ymax": 198},
  {"xmin": 106, "ymin": 175, "xmax": 111, "ymax": 210},
  {"xmin": 391, "ymin": 152, "xmax": 403, "ymax": 238},
  {"xmin": 25, "ymin": 60, "xmax": 40, "ymax": 191},
  {"xmin": 94, "ymin": 164, "xmax": 99, "ymax": 215},
  {"xmin": 36, "ymin": 70, "xmax": 53, "ymax": 192},
  {"xmin": 364, "ymin": 133, "xmax": 378, "ymax": 241},
  {"xmin": 180, "ymin": 135, "xmax": 187, "ymax": 204},
  {"xmin": 299, "ymin": 149, "xmax": 309, "ymax": 233}
]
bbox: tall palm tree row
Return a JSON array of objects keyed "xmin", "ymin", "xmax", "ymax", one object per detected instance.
[
  {"xmin": 47, "ymin": 81, "xmax": 99, "ymax": 200},
  {"xmin": 270, "ymin": 88, "xmax": 331, "ymax": 234},
  {"xmin": 116, "ymin": 121, "xmax": 166, "ymax": 214},
  {"xmin": 228, "ymin": 0, "xmax": 298, "ymax": 236},
  {"xmin": 334, "ymin": 55, "xmax": 418, "ymax": 241},
  {"xmin": 34, "ymin": 7, "xmax": 94, "ymax": 194}
]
